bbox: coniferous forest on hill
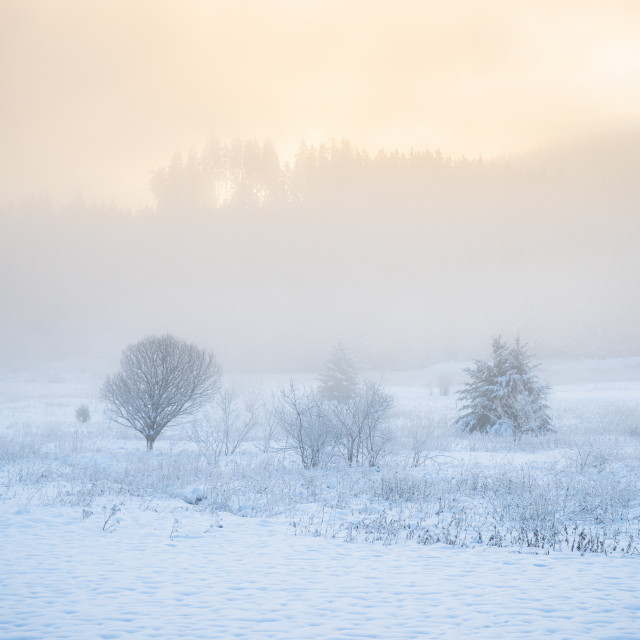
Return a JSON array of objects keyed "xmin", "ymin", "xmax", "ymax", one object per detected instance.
[{"xmin": 1, "ymin": 132, "xmax": 638, "ymax": 372}]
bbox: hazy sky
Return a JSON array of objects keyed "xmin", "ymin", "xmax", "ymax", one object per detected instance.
[{"xmin": 2, "ymin": 0, "xmax": 639, "ymax": 206}]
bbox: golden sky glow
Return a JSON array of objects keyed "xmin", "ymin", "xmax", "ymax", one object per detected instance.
[{"xmin": 1, "ymin": 0, "xmax": 639, "ymax": 206}]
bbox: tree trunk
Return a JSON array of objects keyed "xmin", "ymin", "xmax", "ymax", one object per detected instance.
[{"xmin": 146, "ymin": 436, "xmax": 155, "ymax": 451}]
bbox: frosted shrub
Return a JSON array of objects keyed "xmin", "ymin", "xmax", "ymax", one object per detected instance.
[
  {"xmin": 562, "ymin": 437, "xmax": 610, "ymax": 472},
  {"xmin": 75, "ymin": 404, "xmax": 91, "ymax": 424},
  {"xmin": 437, "ymin": 370, "xmax": 454, "ymax": 396},
  {"xmin": 394, "ymin": 412, "xmax": 448, "ymax": 467},
  {"xmin": 327, "ymin": 379, "xmax": 394, "ymax": 467},
  {"xmin": 273, "ymin": 382, "xmax": 332, "ymax": 469},
  {"xmin": 191, "ymin": 388, "xmax": 258, "ymax": 466},
  {"xmin": 255, "ymin": 394, "xmax": 282, "ymax": 453}
]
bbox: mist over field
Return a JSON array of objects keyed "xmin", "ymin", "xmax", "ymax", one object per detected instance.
[{"xmin": 1, "ymin": 133, "xmax": 639, "ymax": 372}]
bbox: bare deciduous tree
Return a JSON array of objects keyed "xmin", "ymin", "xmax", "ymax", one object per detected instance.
[
  {"xmin": 275, "ymin": 381, "xmax": 332, "ymax": 469},
  {"xmin": 102, "ymin": 334, "xmax": 221, "ymax": 450}
]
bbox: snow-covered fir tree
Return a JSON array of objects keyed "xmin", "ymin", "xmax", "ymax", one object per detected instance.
[
  {"xmin": 456, "ymin": 336, "xmax": 552, "ymax": 437},
  {"xmin": 317, "ymin": 344, "xmax": 360, "ymax": 402}
]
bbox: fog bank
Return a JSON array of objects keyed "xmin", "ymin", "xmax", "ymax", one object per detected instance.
[{"xmin": 1, "ymin": 134, "xmax": 638, "ymax": 373}]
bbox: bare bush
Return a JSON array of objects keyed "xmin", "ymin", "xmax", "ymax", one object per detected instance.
[
  {"xmin": 191, "ymin": 388, "xmax": 258, "ymax": 465},
  {"xmin": 274, "ymin": 381, "xmax": 332, "ymax": 469},
  {"xmin": 562, "ymin": 437, "xmax": 610, "ymax": 473},
  {"xmin": 257, "ymin": 394, "xmax": 283, "ymax": 453},
  {"xmin": 437, "ymin": 370, "xmax": 454, "ymax": 396},
  {"xmin": 397, "ymin": 413, "xmax": 446, "ymax": 467},
  {"xmin": 327, "ymin": 379, "xmax": 394, "ymax": 467},
  {"xmin": 356, "ymin": 380, "xmax": 394, "ymax": 467}
]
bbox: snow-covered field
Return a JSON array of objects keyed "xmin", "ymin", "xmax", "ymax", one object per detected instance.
[
  {"xmin": 1, "ymin": 359, "xmax": 640, "ymax": 639},
  {"xmin": 3, "ymin": 506, "xmax": 639, "ymax": 639}
]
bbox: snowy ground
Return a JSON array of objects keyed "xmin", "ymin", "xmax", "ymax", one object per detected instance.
[
  {"xmin": 2, "ymin": 504, "xmax": 639, "ymax": 639},
  {"xmin": 1, "ymin": 358, "xmax": 639, "ymax": 639}
]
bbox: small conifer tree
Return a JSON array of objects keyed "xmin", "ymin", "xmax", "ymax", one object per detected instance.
[
  {"xmin": 317, "ymin": 344, "xmax": 360, "ymax": 402},
  {"xmin": 456, "ymin": 336, "xmax": 552, "ymax": 437}
]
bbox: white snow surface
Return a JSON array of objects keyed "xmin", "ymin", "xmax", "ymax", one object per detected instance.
[{"xmin": 2, "ymin": 503, "xmax": 639, "ymax": 640}]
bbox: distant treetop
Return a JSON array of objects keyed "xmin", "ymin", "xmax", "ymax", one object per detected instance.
[{"xmin": 317, "ymin": 344, "xmax": 360, "ymax": 402}]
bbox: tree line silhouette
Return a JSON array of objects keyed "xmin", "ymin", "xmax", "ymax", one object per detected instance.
[{"xmin": 149, "ymin": 136, "xmax": 491, "ymax": 213}]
